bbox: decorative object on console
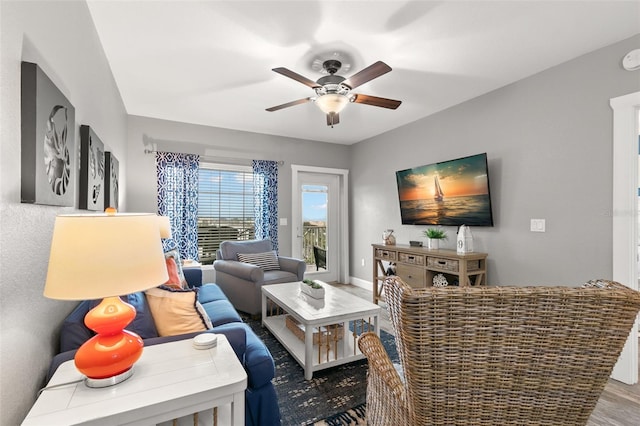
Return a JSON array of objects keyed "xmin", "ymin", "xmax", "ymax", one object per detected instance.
[
  {"xmin": 456, "ymin": 224, "xmax": 474, "ymax": 253},
  {"xmin": 432, "ymin": 273, "xmax": 448, "ymax": 287},
  {"xmin": 21, "ymin": 61, "xmax": 76, "ymax": 206},
  {"xmin": 423, "ymin": 227, "xmax": 447, "ymax": 250},
  {"xmin": 382, "ymin": 229, "xmax": 396, "ymax": 245},
  {"xmin": 300, "ymin": 279, "xmax": 325, "ymax": 299},
  {"xmin": 44, "ymin": 211, "xmax": 168, "ymax": 388},
  {"xmin": 409, "ymin": 240, "xmax": 423, "ymax": 247},
  {"xmin": 79, "ymin": 125, "xmax": 105, "ymax": 211}
]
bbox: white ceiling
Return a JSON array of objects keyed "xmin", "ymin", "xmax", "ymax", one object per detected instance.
[{"xmin": 86, "ymin": 1, "xmax": 640, "ymax": 145}]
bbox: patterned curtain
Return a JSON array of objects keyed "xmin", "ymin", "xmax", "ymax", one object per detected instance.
[
  {"xmin": 156, "ymin": 152, "xmax": 200, "ymax": 260},
  {"xmin": 253, "ymin": 160, "xmax": 279, "ymax": 252}
]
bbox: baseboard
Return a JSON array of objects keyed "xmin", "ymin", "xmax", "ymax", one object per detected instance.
[{"xmin": 349, "ymin": 276, "xmax": 372, "ymax": 291}]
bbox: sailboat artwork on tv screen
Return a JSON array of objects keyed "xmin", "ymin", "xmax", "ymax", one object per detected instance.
[{"xmin": 395, "ymin": 153, "xmax": 494, "ymax": 226}]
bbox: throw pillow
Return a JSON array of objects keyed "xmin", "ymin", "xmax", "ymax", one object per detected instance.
[
  {"xmin": 237, "ymin": 250, "xmax": 280, "ymax": 271},
  {"xmin": 164, "ymin": 249, "xmax": 188, "ymax": 288},
  {"xmin": 145, "ymin": 286, "xmax": 212, "ymax": 337},
  {"xmin": 164, "ymin": 256, "xmax": 184, "ymax": 289}
]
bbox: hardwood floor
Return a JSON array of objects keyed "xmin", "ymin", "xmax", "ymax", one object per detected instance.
[{"xmin": 328, "ymin": 282, "xmax": 640, "ymax": 426}]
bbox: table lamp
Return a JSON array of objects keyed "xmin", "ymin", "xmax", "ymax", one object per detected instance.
[
  {"xmin": 158, "ymin": 215, "xmax": 172, "ymax": 239},
  {"xmin": 44, "ymin": 212, "xmax": 169, "ymax": 388}
]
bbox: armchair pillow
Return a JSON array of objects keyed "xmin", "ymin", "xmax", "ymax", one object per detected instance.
[
  {"xmin": 237, "ymin": 251, "xmax": 280, "ymax": 271},
  {"xmin": 145, "ymin": 286, "xmax": 213, "ymax": 336}
]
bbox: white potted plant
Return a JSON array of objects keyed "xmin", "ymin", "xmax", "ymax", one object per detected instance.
[
  {"xmin": 300, "ymin": 279, "xmax": 325, "ymax": 299},
  {"xmin": 423, "ymin": 228, "xmax": 447, "ymax": 250}
]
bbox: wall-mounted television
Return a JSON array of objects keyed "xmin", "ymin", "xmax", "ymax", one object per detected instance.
[{"xmin": 395, "ymin": 153, "xmax": 494, "ymax": 226}]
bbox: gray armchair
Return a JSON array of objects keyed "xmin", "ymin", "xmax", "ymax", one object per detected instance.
[{"xmin": 213, "ymin": 239, "xmax": 305, "ymax": 315}]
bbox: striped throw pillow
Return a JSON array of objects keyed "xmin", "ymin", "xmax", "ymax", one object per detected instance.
[{"xmin": 237, "ymin": 251, "xmax": 280, "ymax": 271}]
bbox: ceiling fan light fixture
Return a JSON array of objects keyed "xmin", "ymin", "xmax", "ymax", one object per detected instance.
[{"xmin": 315, "ymin": 93, "xmax": 349, "ymax": 115}]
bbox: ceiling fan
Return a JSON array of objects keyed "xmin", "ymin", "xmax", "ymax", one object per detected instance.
[{"xmin": 266, "ymin": 59, "xmax": 402, "ymax": 127}]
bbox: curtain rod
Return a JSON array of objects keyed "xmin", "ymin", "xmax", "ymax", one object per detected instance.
[{"xmin": 143, "ymin": 149, "xmax": 284, "ymax": 166}]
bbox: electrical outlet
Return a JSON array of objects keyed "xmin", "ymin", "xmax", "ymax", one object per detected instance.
[{"xmin": 361, "ymin": 258, "xmax": 365, "ymax": 267}]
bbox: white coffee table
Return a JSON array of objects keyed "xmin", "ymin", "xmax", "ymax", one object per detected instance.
[
  {"xmin": 22, "ymin": 335, "xmax": 247, "ymax": 426},
  {"xmin": 261, "ymin": 282, "xmax": 381, "ymax": 380}
]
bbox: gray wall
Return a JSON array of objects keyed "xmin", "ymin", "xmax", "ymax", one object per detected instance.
[
  {"xmin": 0, "ymin": 1, "xmax": 128, "ymax": 424},
  {"xmin": 126, "ymin": 115, "xmax": 351, "ymax": 257},
  {"xmin": 350, "ymin": 34, "xmax": 640, "ymax": 286}
]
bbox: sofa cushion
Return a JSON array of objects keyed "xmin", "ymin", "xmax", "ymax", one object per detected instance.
[
  {"xmin": 122, "ymin": 292, "xmax": 160, "ymax": 339},
  {"xmin": 197, "ymin": 283, "xmax": 230, "ymax": 303},
  {"xmin": 237, "ymin": 251, "xmax": 280, "ymax": 271},
  {"xmin": 219, "ymin": 239, "xmax": 273, "ymax": 260},
  {"xmin": 198, "ymin": 284, "xmax": 243, "ymax": 326},
  {"xmin": 145, "ymin": 286, "xmax": 212, "ymax": 336}
]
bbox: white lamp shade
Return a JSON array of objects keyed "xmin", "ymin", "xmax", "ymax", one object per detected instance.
[
  {"xmin": 315, "ymin": 94, "xmax": 349, "ymax": 114},
  {"xmin": 44, "ymin": 213, "xmax": 169, "ymax": 300},
  {"xmin": 158, "ymin": 216, "xmax": 172, "ymax": 239}
]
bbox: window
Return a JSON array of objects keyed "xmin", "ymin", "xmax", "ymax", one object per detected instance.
[{"xmin": 197, "ymin": 163, "xmax": 255, "ymax": 264}]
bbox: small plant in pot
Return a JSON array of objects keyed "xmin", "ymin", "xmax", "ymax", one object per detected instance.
[
  {"xmin": 300, "ymin": 279, "xmax": 325, "ymax": 299},
  {"xmin": 423, "ymin": 228, "xmax": 447, "ymax": 250}
]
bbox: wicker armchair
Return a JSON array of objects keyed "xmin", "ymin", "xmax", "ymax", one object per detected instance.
[{"xmin": 358, "ymin": 277, "xmax": 640, "ymax": 426}]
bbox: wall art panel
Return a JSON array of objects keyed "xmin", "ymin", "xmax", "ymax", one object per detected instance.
[
  {"xmin": 79, "ymin": 125, "xmax": 105, "ymax": 211},
  {"xmin": 21, "ymin": 61, "xmax": 76, "ymax": 206},
  {"xmin": 104, "ymin": 152, "xmax": 119, "ymax": 210}
]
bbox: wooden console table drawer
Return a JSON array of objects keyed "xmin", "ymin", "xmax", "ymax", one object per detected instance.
[
  {"xmin": 396, "ymin": 263, "xmax": 425, "ymax": 288},
  {"xmin": 427, "ymin": 256, "xmax": 459, "ymax": 272},
  {"xmin": 398, "ymin": 252, "xmax": 424, "ymax": 265},
  {"xmin": 375, "ymin": 248, "xmax": 397, "ymax": 261}
]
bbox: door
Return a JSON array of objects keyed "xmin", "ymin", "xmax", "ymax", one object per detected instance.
[
  {"xmin": 611, "ymin": 91, "xmax": 640, "ymax": 384},
  {"xmin": 292, "ymin": 165, "xmax": 349, "ymax": 283}
]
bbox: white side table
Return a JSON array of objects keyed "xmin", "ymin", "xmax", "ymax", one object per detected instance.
[{"xmin": 22, "ymin": 335, "xmax": 247, "ymax": 426}]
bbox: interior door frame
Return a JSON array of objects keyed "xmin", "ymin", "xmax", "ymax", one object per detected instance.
[
  {"xmin": 291, "ymin": 165, "xmax": 349, "ymax": 284},
  {"xmin": 611, "ymin": 90, "xmax": 639, "ymax": 384}
]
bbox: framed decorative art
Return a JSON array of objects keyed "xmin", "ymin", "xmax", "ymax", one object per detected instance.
[
  {"xmin": 79, "ymin": 125, "xmax": 105, "ymax": 211},
  {"xmin": 104, "ymin": 152, "xmax": 119, "ymax": 209},
  {"xmin": 21, "ymin": 61, "xmax": 76, "ymax": 206}
]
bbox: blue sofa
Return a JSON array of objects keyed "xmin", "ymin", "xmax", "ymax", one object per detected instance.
[{"xmin": 47, "ymin": 268, "xmax": 281, "ymax": 426}]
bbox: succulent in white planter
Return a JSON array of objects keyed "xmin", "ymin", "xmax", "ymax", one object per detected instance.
[
  {"xmin": 300, "ymin": 279, "xmax": 325, "ymax": 299},
  {"xmin": 423, "ymin": 228, "xmax": 447, "ymax": 250}
]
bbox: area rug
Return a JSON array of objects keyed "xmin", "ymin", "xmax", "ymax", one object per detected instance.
[{"xmin": 243, "ymin": 316, "xmax": 398, "ymax": 426}]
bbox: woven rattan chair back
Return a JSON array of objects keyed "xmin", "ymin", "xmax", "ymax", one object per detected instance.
[{"xmin": 358, "ymin": 277, "xmax": 640, "ymax": 426}]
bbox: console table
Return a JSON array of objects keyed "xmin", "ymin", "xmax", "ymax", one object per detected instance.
[{"xmin": 372, "ymin": 243, "xmax": 488, "ymax": 304}]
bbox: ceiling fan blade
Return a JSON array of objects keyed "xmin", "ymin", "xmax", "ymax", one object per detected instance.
[
  {"xmin": 272, "ymin": 67, "xmax": 321, "ymax": 89},
  {"xmin": 352, "ymin": 94, "xmax": 402, "ymax": 110},
  {"xmin": 326, "ymin": 113, "xmax": 340, "ymax": 127},
  {"xmin": 266, "ymin": 97, "xmax": 313, "ymax": 112},
  {"xmin": 342, "ymin": 61, "xmax": 392, "ymax": 89}
]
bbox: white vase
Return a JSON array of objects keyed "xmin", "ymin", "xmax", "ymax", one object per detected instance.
[{"xmin": 428, "ymin": 238, "xmax": 440, "ymax": 250}]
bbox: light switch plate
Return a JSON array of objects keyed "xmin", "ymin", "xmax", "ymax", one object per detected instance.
[{"xmin": 530, "ymin": 219, "xmax": 546, "ymax": 232}]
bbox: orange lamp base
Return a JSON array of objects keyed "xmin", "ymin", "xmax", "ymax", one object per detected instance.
[{"xmin": 74, "ymin": 296, "xmax": 144, "ymax": 388}]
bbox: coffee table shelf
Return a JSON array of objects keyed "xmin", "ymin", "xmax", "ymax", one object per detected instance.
[{"xmin": 261, "ymin": 282, "xmax": 381, "ymax": 380}]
